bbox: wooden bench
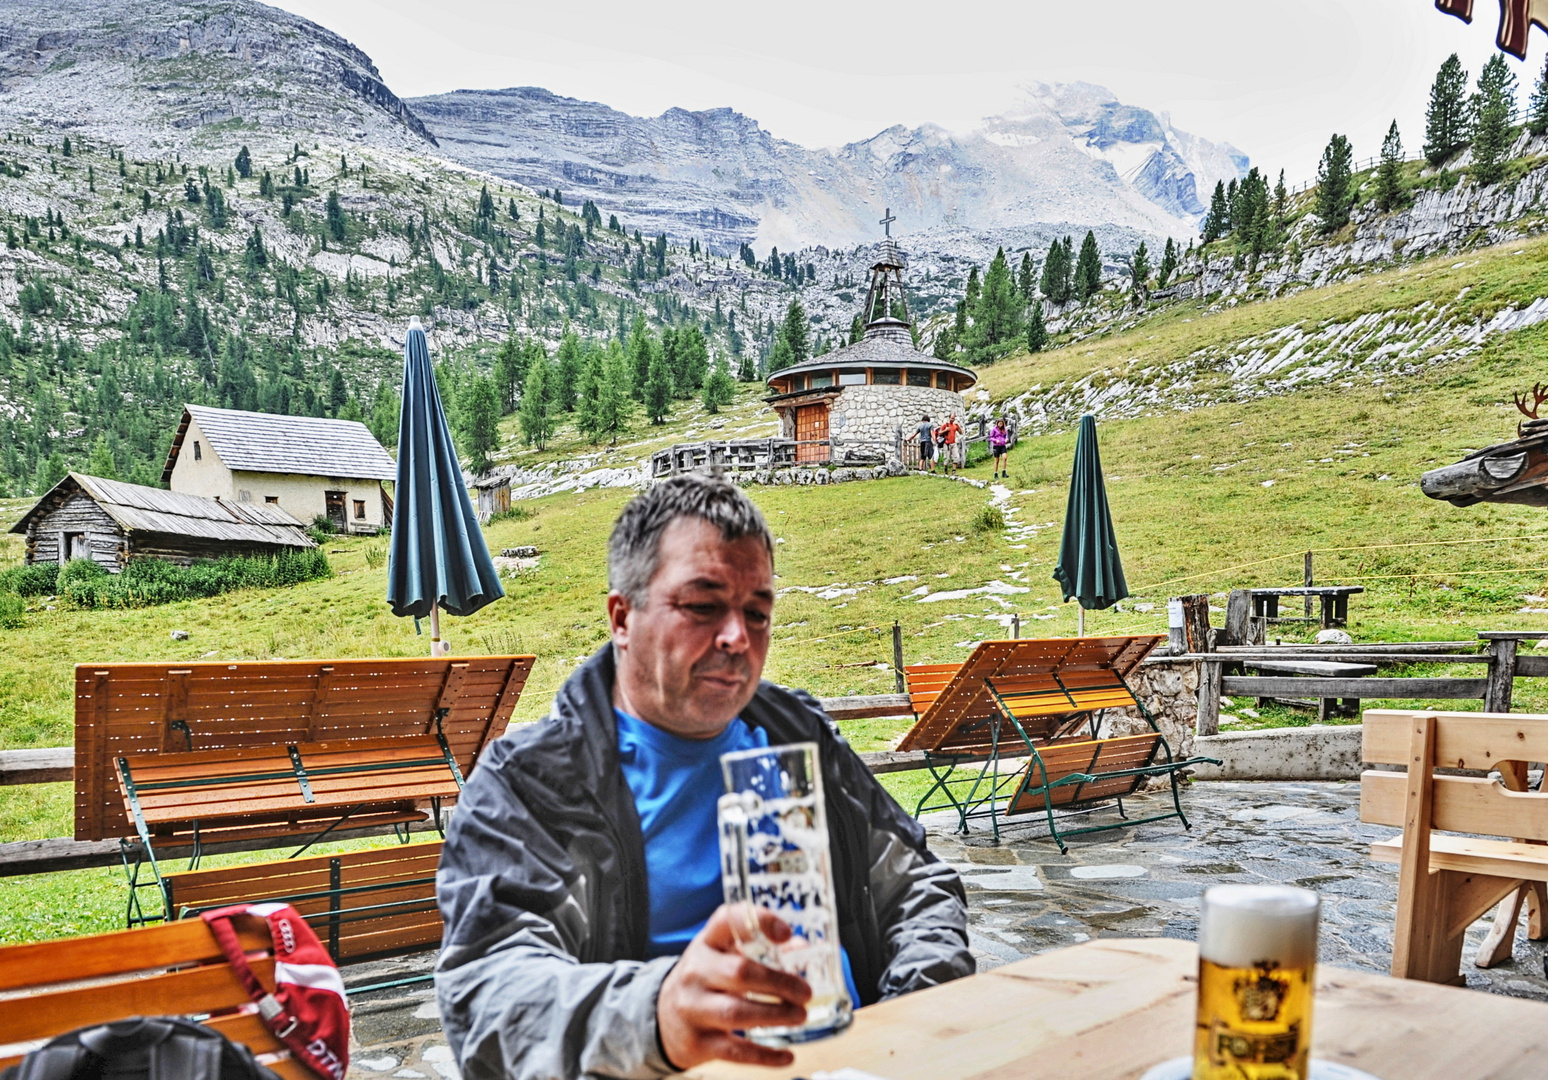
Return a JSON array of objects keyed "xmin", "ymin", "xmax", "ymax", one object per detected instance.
[
  {"xmin": 1248, "ymin": 658, "xmax": 1377, "ymax": 720},
  {"xmin": 1361, "ymin": 708, "xmax": 1548, "ymax": 984},
  {"xmin": 165, "ymin": 842, "xmax": 443, "ymax": 968},
  {"xmin": 898, "ymin": 637, "xmax": 1216, "ymax": 849},
  {"xmin": 75, "ymin": 656, "xmax": 532, "ymax": 924},
  {"xmin": 0, "ymin": 918, "xmax": 313, "ymax": 1079},
  {"xmin": 1250, "ymin": 585, "xmax": 1364, "ymax": 629}
]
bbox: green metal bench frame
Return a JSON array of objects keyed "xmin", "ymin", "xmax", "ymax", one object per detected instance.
[{"xmin": 914, "ymin": 670, "xmax": 1219, "ymax": 850}]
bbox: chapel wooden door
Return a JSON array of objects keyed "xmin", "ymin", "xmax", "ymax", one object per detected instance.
[{"xmin": 795, "ymin": 404, "xmax": 829, "ymax": 462}]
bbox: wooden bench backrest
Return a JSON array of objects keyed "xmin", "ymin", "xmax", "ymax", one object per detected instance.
[
  {"xmin": 166, "ymin": 842, "xmax": 442, "ymax": 962},
  {"xmin": 120, "ymin": 737, "xmax": 462, "ymax": 831},
  {"xmin": 76, "ymin": 655, "xmax": 535, "ymax": 840},
  {"xmin": 0, "ymin": 920, "xmax": 311, "ymax": 1080},
  {"xmin": 1361, "ymin": 709, "xmax": 1548, "ymax": 843},
  {"xmin": 898, "ymin": 636, "xmax": 1161, "ymax": 753}
]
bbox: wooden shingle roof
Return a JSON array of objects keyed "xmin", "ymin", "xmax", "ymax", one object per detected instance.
[
  {"xmin": 10, "ymin": 473, "xmax": 315, "ymax": 549},
  {"xmin": 163, "ymin": 405, "xmax": 398, "ymax": 484}
]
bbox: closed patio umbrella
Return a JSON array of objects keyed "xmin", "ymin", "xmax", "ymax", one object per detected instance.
[
  {"xmin": 387, "ymin": 316, "xmax": 504, "ymax": 654},
  {"xmin": 1051, "ymin": 414, "xmax": 1128, "ymax": 636}
]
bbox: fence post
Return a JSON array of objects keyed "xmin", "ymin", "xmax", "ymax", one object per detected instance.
[
  {"xmin": 1304, "ymin": 551, "xmax": 1314, "ymax": 618},
  {"xmin": 1483, "ymin": 634, "xmax": 1519, "ymax": 713},
  {"xmin": 1223, "ymin": 589, "xmax": 1253, "ymax": 646},
  {"xmin": 1012, "ymin": 614, "xmax": 1021, "ymax": 639},
  {"xmin": 1197, "ymin": 660, "xmax": 1223, "ymax": 737},
  {"xmin": 892, "ymin": 621, "xmax": 905, "ymax": 695},
  {"xmin": 1180, "ymin": 594, "xmax": 1212, "ymax": 653}
]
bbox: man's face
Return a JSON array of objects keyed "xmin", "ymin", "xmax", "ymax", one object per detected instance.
[{"xmin": 608, "ymin": 517, "xmax": 774, "ymax": 739}]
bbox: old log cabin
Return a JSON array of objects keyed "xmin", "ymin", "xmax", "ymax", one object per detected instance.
[{"xmin": 10, "ymin": 472, "xmax": 315, "ymax": 570}]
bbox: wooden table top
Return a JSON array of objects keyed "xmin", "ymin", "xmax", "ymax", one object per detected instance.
[{"xmin": 687, "ymin": 938, "xmax": 1548, "ymax": 1080}]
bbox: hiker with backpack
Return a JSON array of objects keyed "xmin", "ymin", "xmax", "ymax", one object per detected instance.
[{"xmin": 990, "ymin": 416, "xmax": 1011, "ymax": 479}]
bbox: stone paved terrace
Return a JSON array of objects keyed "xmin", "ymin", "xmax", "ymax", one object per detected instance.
[{"xmin": 340, "ymin": 780, "xmax": 1548, "ymax": 1079}]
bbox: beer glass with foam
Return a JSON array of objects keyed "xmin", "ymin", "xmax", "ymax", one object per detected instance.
[
  {"xmin": 1194, "ymin": 885, "xmax": 1320, "ymax": 1080},
  {"xmin": 718, "ymin": 742, "xmax": 853, "ymax": 1046}
]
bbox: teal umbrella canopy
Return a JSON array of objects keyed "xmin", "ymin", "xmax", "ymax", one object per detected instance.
[
  {"xmin": 1051, "ymin": 414, "xmax": 1129, "ymax": 611},
  {"xmin": 387, "ymin": 318, "xmax": 504, "ymax": 622}
]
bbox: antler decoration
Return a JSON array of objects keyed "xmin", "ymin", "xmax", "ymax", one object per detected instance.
[{"xmin": 1515, "ymin": 382, "xmax": 1548, "ymax": 436}]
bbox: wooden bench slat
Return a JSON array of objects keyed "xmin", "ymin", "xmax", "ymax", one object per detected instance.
[
  {"xmin": 0, "ymin": 920, "xmax": 271, "ymax": 992},
  {"xmin": 1370, "ymin": 834, "xmax": 1548, "ymax": 882}
]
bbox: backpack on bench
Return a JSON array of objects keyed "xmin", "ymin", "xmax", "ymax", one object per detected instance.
[{"xmin": 1, "ymin": 1016, "xmax": 280, "ymax": 1080}]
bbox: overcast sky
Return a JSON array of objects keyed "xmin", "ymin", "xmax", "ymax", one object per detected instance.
[{"xmin": 273, "ymin": 0, "xmax": 1539, "ymax": 182}]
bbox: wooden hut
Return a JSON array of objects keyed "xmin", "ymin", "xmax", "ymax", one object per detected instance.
[
  {"xmin": 474, "ymin": 475, "xmax": 511, "ymax": 523},
  {"xmin": 9, "ymin": 473, "xmax": 316, "ymax": 571}
]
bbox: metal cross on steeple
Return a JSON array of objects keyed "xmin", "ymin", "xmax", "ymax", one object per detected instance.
[{"xmin": 879, "ymin": 207, "xmax": 895, "ymax": 237}]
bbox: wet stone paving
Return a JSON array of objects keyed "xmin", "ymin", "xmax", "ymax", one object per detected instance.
[{"xmin": 342, "ymin": 780, "xmax": 1548, "ymax": 1079}]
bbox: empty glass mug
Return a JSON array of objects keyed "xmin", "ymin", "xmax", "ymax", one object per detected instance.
[{"xmin": 718, "ymin": 742, "xmax": 853, "ymax": 1046}]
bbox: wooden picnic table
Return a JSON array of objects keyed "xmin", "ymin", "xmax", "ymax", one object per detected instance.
[
  {"xmin": 1251, "ymin": 585, "xmax": 1364, "ymax": 629},
  {"xmin": 688, "ymin": 938, "xmax": 1548, "ymax": 1080}
]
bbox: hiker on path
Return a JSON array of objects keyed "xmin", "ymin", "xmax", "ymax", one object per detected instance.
[
  {"xmin": 916, "ymin": 413, "xmax": 936, "ymax": 472},
  {"xmin": 990, "ymin": 416, "xmax": 1011, "ymax": 479},
  {"xmin": 938, "ymin": 414, "xmax": 962, "ymax": 472},
  {"xmin": 435, "ymin": 475, "xmax": 972, "ymax": 1080}
]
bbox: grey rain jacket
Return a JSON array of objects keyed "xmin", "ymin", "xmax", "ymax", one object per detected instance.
[{"xmin": 435, "ymin": 645, "xmax": 973, "ymax": 1080}]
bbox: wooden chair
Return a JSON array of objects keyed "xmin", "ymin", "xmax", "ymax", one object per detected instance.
[
  {"xmin": 164, "ymin": 841, "xmax": 443, "ymax": 967},
  {"xmin": 75, "ymin": 656, "xmax": 532, "ymax": 924},
  {"xmin": 1361, "ymin": 709, "xmax": 1548, "ymax": 984},
  {"xmin": 899, "ymin": 637, "xmax": 1216, "ymax": 849},
  {"xmin": 0, "ymin": 919, "xmax": 314, "ymax": 1079}
]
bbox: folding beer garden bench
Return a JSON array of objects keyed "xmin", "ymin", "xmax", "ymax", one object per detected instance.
[
  {"xmin": 898, "ymin": 636, "xmax": 1218, "ymax": 849},
  {"xmin": 73, "ymin": 655, "xmax": 533, "ymax": 925},
  {"xmin": 1361, "ymin": 709, "xmax": 1548, "ymax": 985},
  {"xmin": 164, "ymin": 842, "xmax": 444, "ymax": 983},
  {"xmin": 0, "ymin": 919, "xmax": 315, "ymax": 1080}
]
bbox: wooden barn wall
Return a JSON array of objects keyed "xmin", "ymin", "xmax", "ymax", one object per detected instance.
[
  {"xmin": 127, "ymin": 534, "xmax": 308, "ymax": 566},
  {"xmin": 26, "ymin": 494, "xmax": 125, "ymax": 570}
]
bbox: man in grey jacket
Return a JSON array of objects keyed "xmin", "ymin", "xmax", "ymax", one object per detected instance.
[{"xmin": 435, "ymin": 474, "xmax": 973, "ymax": 1080}]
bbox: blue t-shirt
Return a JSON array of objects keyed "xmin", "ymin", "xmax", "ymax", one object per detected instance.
[{"xmin": 614, "ymin": 709, "xmax": 860, "ymax": 1004}]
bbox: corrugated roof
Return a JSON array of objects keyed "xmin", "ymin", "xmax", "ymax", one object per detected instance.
[
  {"xmin": 9, "ymin": 473, "xmax": 315, "ymax": 549},
  {"xmin": 164, "ymin": 405, "xmax": 398, "ymax": 483}
]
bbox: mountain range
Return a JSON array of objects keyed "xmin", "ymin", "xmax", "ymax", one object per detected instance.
[
  {"xmin": 0, "ymin": 0, "xmax": 1247, "ymax": 255},
  {"xmin": 410, "ymin": 81, "xmax": 1248, "ymax": 253}
]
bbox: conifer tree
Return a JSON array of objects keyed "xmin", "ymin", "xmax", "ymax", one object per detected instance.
[
  {"xmin": 963, "ymin": 265, "xmax": 981, "ymax": 311},
  {"xmin": 519, "ymin": 351, "xmax": 554, "ymax": 448},
  {"xmin": 87, "ymin": 436, "xmax": 117, "ymax": 480},
  {"xmin": 1038, "ymin": 237, "xmax": 1073, "ymax": 305},
  {"xmin": 493, "ymin": 333, "xmax": 526, "ymax": 414},
  {"xmin": 701, "ymin": 354, "xmax": 736, "ymax": 413},
  {"xmin": 1074, "ymin": 231, "xmax": 1102, "ymax": 303},
  {"xmin": 554, "ymin": 328, "xmax": 583, "ymax": 412},
  {"xmin": 1530, "ymin": 55, "xmax": 1548, "ymax": 136},
  {"xmin": 593, "ymin": 342, "xmax": 634, "ymax": 443},
  {"xmin": 1425, "ymin": 54, "xmax": 1471, "ymax": 166},
  {"xmin": 1315, "ymin": 133, "xmax": 1354, "ymax": 234},
  {"xmin": 1016, "ymin": 252, "xmax": 1035, "ymax": 300},
  {"xmin": 1202, "ymin": 181, "xmax": 1228, "ymax": 243},
  {"xmin": 644, "ymin": 350, "xmax": 672, "ymax": 424},
  {"xmin": 1376, "ymin": 120, "xmax": 1406, "ymax": 212},
  {"xmin": 675, "ymin": 325, "xmax": 710, "ymax": 394},
  {"xmin": 1128, "ymin": 242, "xmax": 1151, "ymax": 306},
  {"xmin": 1025, "ymin": 301, "xmax": 1047, "ymax": 353},
  {"xmin": 462, "ymin": 376, "xmax": 501, "ymax": 474},
  {"xmin": 1156, "ymin": 237, "xmax": 1178, "ymax": 289},
  {"xmin": 1472, "ymin": 54, "xmax": 1518, "ymax": 186},
  {"xmin": 234, "ymin": 146, "xmax": 252, "ymax": 179},
  {"xmin": 325, "ymin": 190, "xmax": 346, "ymax": 242},
  {"xmin": 627, "ymin": 313, "xmax": 655, "ymax": 395},
  {"xmin": 969, "ymin": 247, "xmax": 1022, "ymax": 359},
  {"xmin": 849, "ymin": 313, "xmax": 864, "ymax": 344},
  {"xmin": 777, "ymin": 299, "xmax": 810, "ymax": 370}
]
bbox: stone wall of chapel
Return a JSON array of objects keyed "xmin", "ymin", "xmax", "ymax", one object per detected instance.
[{"xmin": 829, "ymin": 385, "xmax": 968, "ymax": 443}]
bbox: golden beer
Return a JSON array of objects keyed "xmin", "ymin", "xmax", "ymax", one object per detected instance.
[{"xmin": 1193, "ymin": 885, "xmax": 1320, "ymax": 1080}]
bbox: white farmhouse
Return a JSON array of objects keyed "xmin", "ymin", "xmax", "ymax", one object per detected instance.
[{"xmin": 163, "ymin": 404, "xmax": 397, "ymax": 534}]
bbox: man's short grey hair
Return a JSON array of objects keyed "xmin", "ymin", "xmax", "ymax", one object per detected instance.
[{"xmin": 608, "ymin": 473, "xmax": 774, "ymax": 605}]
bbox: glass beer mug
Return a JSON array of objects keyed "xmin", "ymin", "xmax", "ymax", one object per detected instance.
[
  {"xmin": 718, "ymin": 742, "xmax": 853, "ymax": 1045},
  {"xmin": 1194, "ymin": 885, "xmax": 1321, "ymax": 1080}
]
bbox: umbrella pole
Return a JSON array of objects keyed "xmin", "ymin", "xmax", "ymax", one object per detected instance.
[
  {"xmin": 430, "ymin": 603, "xmax": 442, "ymax": 656},
  {"xmin": 1078, "ymin": 606, "xmax": 1085, "ymax": 638}
]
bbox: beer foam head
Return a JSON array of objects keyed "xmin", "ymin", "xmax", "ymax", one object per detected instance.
[{"xmin": 1199, "ymin": 885, "xmax": 1320, "ymax": 969}]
